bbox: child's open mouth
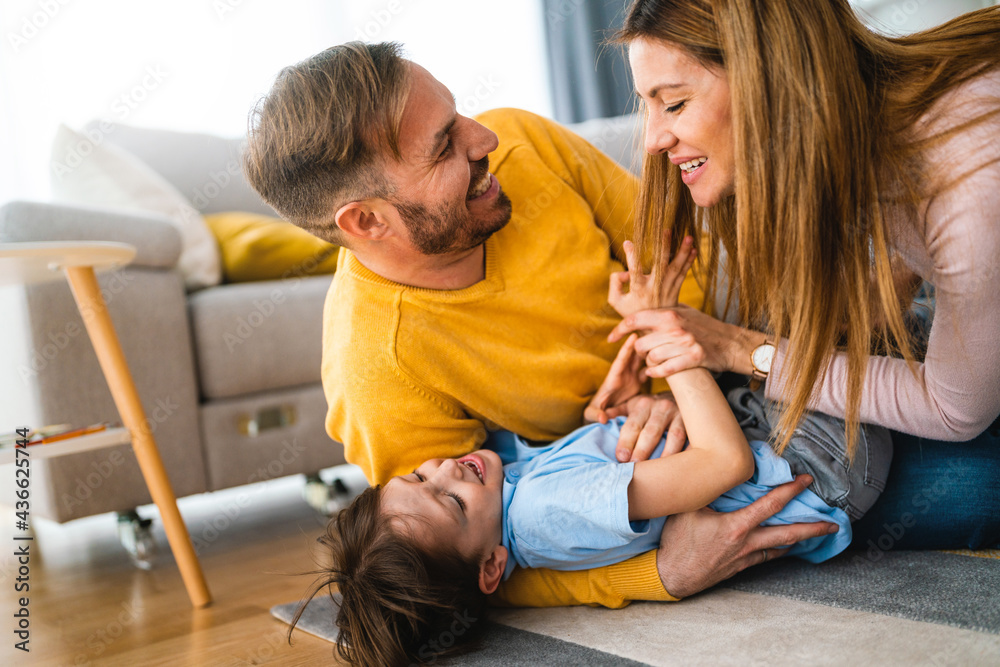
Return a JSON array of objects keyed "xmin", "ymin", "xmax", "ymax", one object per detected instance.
[{"xmin": 458, "ymin": 454, "xmax": 485, "ymax": 483}]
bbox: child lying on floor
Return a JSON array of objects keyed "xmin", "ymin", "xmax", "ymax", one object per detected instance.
[{"xmin": 295, "ymin": 239, "xmax": 892, "ymax": 667}]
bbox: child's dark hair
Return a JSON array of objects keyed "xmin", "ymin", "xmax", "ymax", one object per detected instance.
[{"xmin": 289, "ymin": 486, "xmax": 489, "ymax": 666}]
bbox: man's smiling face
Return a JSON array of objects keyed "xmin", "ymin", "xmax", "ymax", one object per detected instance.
[{"xmin": 383, "ymin": 63, "xmax": 513, "ymax": 255}]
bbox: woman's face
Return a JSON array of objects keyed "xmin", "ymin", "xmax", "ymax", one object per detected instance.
[{"xmin": 629, "ymin": 38, "xmax": 735, "ymax": 208}]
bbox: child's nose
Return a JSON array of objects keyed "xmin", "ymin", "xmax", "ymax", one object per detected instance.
[{"xmin": 435, "ymin": 458, "xmax": 464, "ymax": 479}]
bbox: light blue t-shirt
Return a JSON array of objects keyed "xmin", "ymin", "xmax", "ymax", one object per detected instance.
[{"xmin": 485, "ymin": 418, "xmax": 852, "ymax": 581}]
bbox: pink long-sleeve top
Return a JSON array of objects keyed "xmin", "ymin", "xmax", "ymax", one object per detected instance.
[{"xmin": 765, "ymin": 68, "xmax": 1000, "ymax": 441}]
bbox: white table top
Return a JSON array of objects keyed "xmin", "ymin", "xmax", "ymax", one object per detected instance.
[
  {"xmin": 0, "ymin": 427, "xmax": 131, "ymax": 465},
  {"xmin": 0, "ymin": 241, "xmax": 136, "ymax": 287}
]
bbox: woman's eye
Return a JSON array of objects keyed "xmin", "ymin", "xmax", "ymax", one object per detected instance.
[
  {"xmin": 414, "ymin": 472, "xmax": 425, "ymax": 482},
  {"xmin": 666, "ymin": 101, "xmax": 686, "ymax": 114},
  {"xmin": 447, "ymin": 491, "xmax": 466, "ymax": 511}
]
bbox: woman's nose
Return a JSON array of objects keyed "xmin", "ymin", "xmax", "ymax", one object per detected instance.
[{"xmin": 645, "ymin": 118, "xmax": 676, "ymax": 155}]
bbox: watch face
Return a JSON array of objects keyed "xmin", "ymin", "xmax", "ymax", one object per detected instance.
[{"xmin": 752, "ymin": 344, "xmax": 776, "ymax": 373}]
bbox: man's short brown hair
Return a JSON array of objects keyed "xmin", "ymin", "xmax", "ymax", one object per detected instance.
[
  {"xmin": 290, "ymin": 486, "xmax": 489, "ymax": 666},
  {"xmin": 243, "ymin": 42, "xmax": 410, "ymax": 245}
]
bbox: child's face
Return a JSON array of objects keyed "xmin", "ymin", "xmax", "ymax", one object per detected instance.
[{"xmin": 381, "ymin": 450, "xmax": 505, "ymax": 564}]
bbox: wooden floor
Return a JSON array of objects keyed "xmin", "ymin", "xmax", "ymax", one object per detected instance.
[{"xmin": 0, "ymin": 476, "xmax": 346, "ymax": 666}]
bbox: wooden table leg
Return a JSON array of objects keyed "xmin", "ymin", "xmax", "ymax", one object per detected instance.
[{"xmin": 64, "ymin": 265, "xmax": 212, "ymax": 608}]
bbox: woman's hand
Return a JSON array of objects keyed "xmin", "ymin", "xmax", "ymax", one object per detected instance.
[
  {"xmin": 608, "ymin": 235, "xmax": 696, "ymax": 318},
  {"xmin": 608, "ymin": 305, "xmax": 765, "ymax": 377}
]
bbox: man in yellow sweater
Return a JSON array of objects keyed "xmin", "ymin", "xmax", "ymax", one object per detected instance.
[{"xmin": 244, "ymin": 42, "xmax": 834, "ymax": 608}]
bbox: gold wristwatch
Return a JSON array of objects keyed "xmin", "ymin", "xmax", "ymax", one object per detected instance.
[{"xmin": 750, "ymin": 339, "xmax": 776, "ymax": 381}]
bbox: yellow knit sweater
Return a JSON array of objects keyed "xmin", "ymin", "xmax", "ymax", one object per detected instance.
[{"xmin": 322, "ymin": 109, "xmax": 704, "ymax": 607}]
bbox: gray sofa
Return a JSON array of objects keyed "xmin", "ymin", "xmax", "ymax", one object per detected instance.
[{"xmin": 0, "ymin": 113, "xmax": 640, "ymax": 523}]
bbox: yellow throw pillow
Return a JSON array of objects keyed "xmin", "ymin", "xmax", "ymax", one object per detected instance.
[{"xmin": 204, "ymin": 212, "xmax": 340, "ymax": 283}]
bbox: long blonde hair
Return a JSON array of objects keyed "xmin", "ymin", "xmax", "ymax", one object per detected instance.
[{"xmin": 618, "ymin": 0, "xmax": 1000, "ymax": 456}]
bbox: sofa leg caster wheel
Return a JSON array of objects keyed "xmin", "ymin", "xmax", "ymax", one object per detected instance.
[
  {"xmin": 303, "ymin": 475, "xmax": 356, "ymax": 517},
  {"xmin": 116, "ymin": 510, "xmax": 157, "ymax": 571}
]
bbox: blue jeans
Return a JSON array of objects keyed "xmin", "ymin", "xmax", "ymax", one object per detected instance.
[
  {"xmin": 851, "ymin": 281, "xmax": 1000, "ymax": 550},
  {"xmin": 850, "ymin": 422, "xmax": 1000, "ymax": 550},
  {"xmin": 726, "ymin": 386, "xmax": 893, "ymax": 521}
]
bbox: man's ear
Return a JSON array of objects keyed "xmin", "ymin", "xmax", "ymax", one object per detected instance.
[
  {"xmin": 478, "ymin": 545, "xmax": 508, "ymax": 595},
  {"xmin": 334, "ymin": 200, "xmax": 395, "ymax": 242}
]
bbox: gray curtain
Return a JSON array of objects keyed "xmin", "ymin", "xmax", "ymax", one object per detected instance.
[{"xmin": 543, "ymin": 0, "xmax": 635, "ymax": 123}]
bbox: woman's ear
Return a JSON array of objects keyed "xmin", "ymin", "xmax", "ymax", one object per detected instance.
[
  {"xmin": 478, "ymin": 545, "xmax": 508, "ymax": 595},
  {"xmin": 335, "ymin": 200, "xmax": 395, "ymax": 242}
]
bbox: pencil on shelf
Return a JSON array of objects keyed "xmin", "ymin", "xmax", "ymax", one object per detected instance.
[{"xmin": 35, "ymin": 423, "xmax": 111, "ymax": 445}]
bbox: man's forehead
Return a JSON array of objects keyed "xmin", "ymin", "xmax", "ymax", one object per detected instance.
[{"xmin": 399, "ymin": 62, "xmax": 458, "ymax": 157}]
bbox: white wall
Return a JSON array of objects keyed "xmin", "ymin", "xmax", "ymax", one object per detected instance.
[
  {"xmin": 0, "ymin": 0, "xmax": 551, "ymax": 205},
  {"xmin": 344, "ymin": 0, "xmax": 552, "ymax": 122},
  {"xmin": 2, "ymin": 1, "xmax": 992, "ymax": 207}
]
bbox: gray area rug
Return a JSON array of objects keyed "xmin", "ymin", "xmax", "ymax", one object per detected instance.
[
  {"xmin": 272, "ymin": 550, "xmax": 998, "ymax": 664},
  {"xmin": 719, "ymin": 550, "xmax": 1000, "ymax": 634},
  {"xmin": 271, "ymin": 595, "xmax": 646, "ymax": 665}
]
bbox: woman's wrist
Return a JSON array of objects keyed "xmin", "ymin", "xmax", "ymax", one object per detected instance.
[{"xmin": 727, "ymin": 327, "xmax": 769, "ymax": 376}]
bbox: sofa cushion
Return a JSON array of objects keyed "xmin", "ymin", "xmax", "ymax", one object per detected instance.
[
  {"xmin": 204, "ymin": 211, "xmax": 339, "ymax": 283},
  {"xmin": 568, "ymin": 114, "xmax": 642, "ymax": 175},
  {"xmin": 50, "ymin": 124, "xmax": 222, "ymax": 290},
  {"xmin": 188, "ymin": 275, "xmax": 332, "ymax": 399},
  {"xmin": 85, "ymin": 121, "xmax": 277, "ymax": 218},
  {"xmin": 0, "ymin": 200, "xmax": 182, "ymax": 269}
]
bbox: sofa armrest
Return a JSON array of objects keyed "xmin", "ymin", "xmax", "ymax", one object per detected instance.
[{"xmin": 0, "ymin": 200, "xmax": 183, "ymax": 270}]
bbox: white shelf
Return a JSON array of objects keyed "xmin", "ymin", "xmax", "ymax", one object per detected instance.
[{"xmin": 0, "ymin": 427, "xmax": 131, "ymax": 465}]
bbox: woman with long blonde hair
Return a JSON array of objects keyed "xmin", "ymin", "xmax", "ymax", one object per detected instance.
[{"xmin": 609, "ymin": 0, "xmax": 1000, "ymax": 550}]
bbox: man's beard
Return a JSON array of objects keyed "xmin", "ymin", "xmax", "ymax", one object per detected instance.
[{"xmin": 393, "ymin": 160, "xmax": 513, "ymax": 255}]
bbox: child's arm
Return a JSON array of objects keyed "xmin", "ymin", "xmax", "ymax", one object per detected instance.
[{"xmin": 627, "ymin": 365, "xmax": 755, "ymax": 520}]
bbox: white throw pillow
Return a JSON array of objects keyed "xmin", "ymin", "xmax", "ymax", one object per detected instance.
[{"xmin": 50, "ymin": 124, "xmax": 222, "ymax": 290}]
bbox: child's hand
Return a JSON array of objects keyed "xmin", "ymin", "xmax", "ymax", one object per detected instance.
[
  {"xmin": 608, "ymin": 234, "xmax": 697, "ymax": 318},
  {"xmin": 585, "ymin": 333, "xmax": 645, "ymax": 424}
]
